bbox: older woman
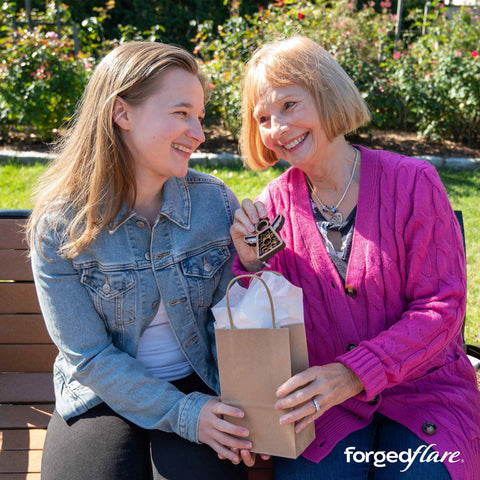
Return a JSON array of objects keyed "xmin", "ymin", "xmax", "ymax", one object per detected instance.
[{"xmin": 230, "ymin": 36, "xmax": 480, "ymax": 480}]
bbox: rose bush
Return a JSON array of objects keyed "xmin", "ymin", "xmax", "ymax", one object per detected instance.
[
  {"xmin": 0, "ymin": 2, "xmax": 93, "ymax": 139},
  {"xmin": 194, "ymin": 0, "xmax": 480, "ymax": 145}
]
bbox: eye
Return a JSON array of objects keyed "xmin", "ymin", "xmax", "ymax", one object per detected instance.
[
  {"xmin": 175, "ymin": 111, "xmax": 188, "ymax": 117},
  {"xmin": 258, "ymin": 116, "xmax": 269, "ymax": 125},
  {"xmin": 284, "ymin": 101, "xmax": 296, "ymax": 110}
]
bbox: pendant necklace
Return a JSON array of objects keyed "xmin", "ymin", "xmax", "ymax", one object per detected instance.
[{"xmin": 306, "ymin": 147, "xmax": 359, "ymax": 226}]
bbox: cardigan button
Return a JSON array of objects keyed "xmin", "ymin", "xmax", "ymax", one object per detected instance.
[
  {"xmin": 347, "ymin": 343, "xmax": 357, "ymax": 352},
  {"xmin": 422, "ymin": 422, "xmax": 437, "ymax": 435},
  {"xmin": 368, "ymin": 395, "xmax": 380, "ymax": 406},
  {"xmin": 345, "ymin": 285, "xmax": 357, "ymax": 297}
]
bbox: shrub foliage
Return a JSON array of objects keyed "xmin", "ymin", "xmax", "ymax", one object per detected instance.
[
  {"xmin": 0, "ymin": 0, "xmax": 479, "ymax": 145},
  {"xmin": 194, "ymin": 0, "xmax": 480, "ymax": 146}
]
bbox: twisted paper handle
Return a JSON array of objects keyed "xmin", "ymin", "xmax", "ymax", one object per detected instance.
[{"xmin": 225, "ymin": 273, "xmax": 276, "ymax": 329}]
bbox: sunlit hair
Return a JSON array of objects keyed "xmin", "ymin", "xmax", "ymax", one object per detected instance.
[
  {"xmin": 28, "ymin": 41, "xmax": 208, "ymax": 259},
  {"xmin": 241, "ymin": 35, "xmax": 371, "ymax": 170}
]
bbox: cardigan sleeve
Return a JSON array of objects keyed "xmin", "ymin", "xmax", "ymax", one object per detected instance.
[{"xmin": 337, "ymin": 164, "xmax": 467, "ymax": 401}]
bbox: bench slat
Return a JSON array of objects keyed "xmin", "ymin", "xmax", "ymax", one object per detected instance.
[
  {"xmin": 0, "ymin": 404, "xmax": 54, "ymax": 430},
  {"xmin": 0, "ymin": 374, "xmax": 54, "ymax": 404},
  {"xmin": 0, "ymin": 285, "xmax": 40, "ymax": 314},
  {"xmin": 0, "ymin": 346, "xmax": 57, "ymax": 373},
  {"xmin": 0, "ymin": 429, "xmax": 47, "ymax": 451},
  {"xmin": 0, "ymin": 474, "xmax": 41, "ymax": 479},
  {"xmin": 0, "ymin": 449, "xmax": 42, "ymax": 473},
  {"xmin": 0, "ymin": 251, "xmax": 33, "ymax": 282},
  {"xmin": 0, "ymin": 219, "xmax": 28, "ymax": 250},
  {"xmin": 0, "ymin": 315, "xmax": 50, "ymax": 344}
]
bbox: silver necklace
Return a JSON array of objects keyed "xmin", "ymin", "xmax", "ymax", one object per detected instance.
[{"xmin": 306, "ymin": 147, "xmax": 359, "ymax": 226}]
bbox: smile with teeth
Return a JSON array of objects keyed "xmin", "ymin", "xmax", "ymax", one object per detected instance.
[
  {"xmin": 172, "ymin": 143, "xmax": 193, "ymax": 153},
  {"xmin": 282, "ymin": 133, "xmax": 308, "ymax": 150}
]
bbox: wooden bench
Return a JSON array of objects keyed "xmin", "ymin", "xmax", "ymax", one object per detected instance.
[
  {"xmin": 0, "ymin": 210, "xmax": 56, "ymax": 479},
  {"xmin": 1, "ymin": 209, "xmax": 477, "ymax": 480}
]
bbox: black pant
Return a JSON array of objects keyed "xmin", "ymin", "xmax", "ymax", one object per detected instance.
[{"xmin": 41, "ymin": 374, "xmax": 247, "ymax": 480}]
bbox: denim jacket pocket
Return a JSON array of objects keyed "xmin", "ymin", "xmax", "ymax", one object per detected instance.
[
  {"xmin": 180, "ymin": 245, "xmax": 230, "ymax": 308},
  {"xmin": 80, "ymin": 267, "xmax": 136, "ymax": 328}
]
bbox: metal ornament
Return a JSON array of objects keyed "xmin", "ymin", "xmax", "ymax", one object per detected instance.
[{"xmin": 244, "ymin": 214, "xmax": 286, "ymax": 264}]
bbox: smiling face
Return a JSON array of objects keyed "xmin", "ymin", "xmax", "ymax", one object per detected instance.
[
  {"xmin": 116, "ymin": 68, "xmax": 206, "ymax": 187},
  {"xmin": 253, "ymin": 81, "xmax": 330, "ymax": 171}
]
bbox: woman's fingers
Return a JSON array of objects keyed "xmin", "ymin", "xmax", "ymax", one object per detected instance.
[
  {"xmin": 240, "ymin": 449, "xmax": 257, "ymax": 467},
  {"xmin": 231, "ymin": 199, "xmax": 269, "ymax": 235},
  {"xmin": 241, "ymin": 199, "xmax": 269, "ymax": 224},
  {"xmin": 213, "ymin": 429, "xmax": 252, "ymax": 450},
  {"xmin": 212, "ymin": 440, "xmax": 241, "ymax": 464},
  {"xmin": 213, "ymin": 401, "xmax": 245, "ymax": 419},
  {"xmin": 279, "ymin": 396, "xmax": 323, "ymax": 425},
  {"xmin": 275, "ymin": 368, "xmax": 317, "ymax": 401},
  {"xmin": 232, "ymin": 207, "xmax": 257, "ymax": 235},
  {"xmin": 198, "ymin": 398, "xmax": 253, "ymax": 462},
  {"xmin": 294, "ymin": 413, "xmax": 317, "ymax": 434}
]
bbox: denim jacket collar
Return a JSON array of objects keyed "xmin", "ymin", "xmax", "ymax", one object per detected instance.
[{"xmin": 108, "ymin": 176, "xmax": 191, "ymax": 234}]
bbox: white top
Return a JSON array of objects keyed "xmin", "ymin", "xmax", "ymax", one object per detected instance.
[{"xmin": 136, "ymin": 298, "xmax": 193, "ymax": 381}]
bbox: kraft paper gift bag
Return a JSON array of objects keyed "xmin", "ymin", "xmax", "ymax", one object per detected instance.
[{"xmin": 213, "ymin": 272, "xmax": 315, "ymax": 458}]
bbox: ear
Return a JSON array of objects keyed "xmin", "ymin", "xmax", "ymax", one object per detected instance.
[{"xmin": 113, "ymin": 97, "xmax": 131, "ymax": 130}]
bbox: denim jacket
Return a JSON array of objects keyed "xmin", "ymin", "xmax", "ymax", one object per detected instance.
[{"xmin": 31, "ymin": 170, "xmax": 239, "ymax": 443}]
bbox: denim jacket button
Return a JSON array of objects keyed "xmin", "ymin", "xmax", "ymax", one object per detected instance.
[
  {"xmin": 204, "ymin": 263, "xmax": 212, "ymax": 273},
  {"xmin": 145, "ymin": 252, "xmax": 151, "ymax": 261},
  {"xmin": 102, "ymin": 283, "xmax": 111, "ymax": 294},
  {"xmin": 136, "ymin": 220, "xmax": 145, "ymax": 228}
]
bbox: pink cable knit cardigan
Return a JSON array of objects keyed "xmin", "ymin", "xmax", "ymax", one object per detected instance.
[{"xmin": 232, "ymin": 146, "xmax": 480, "ymax": 479}]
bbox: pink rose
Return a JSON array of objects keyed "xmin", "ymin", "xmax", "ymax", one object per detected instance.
[
  {"xmin": 393, "ymin": 51, "xmax": 401, "ymax": 59},
  {"xmin": 298, "ymin": 12, "xmax": 305, "ymax": 20},
  {"xmin": 472, "ymin": 51, "xmax": 479, "ymax": 58}
]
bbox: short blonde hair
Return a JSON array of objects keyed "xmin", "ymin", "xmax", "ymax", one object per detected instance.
[
  {"xmin": 28, "ymin": 41, "xmax": 207, "ymax": 259},
  {"xmin": 241, "ymin": 36, "xmax": 371, "ymax": 170}
]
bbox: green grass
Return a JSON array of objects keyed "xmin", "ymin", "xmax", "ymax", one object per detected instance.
[
  {"xmin": 0, "ymin": 161, "xmax": 46, "ymax": 209},
  {"xmin": 1, "ymin": 160, "xmax": 479, "ymax": 343},
  {"xmin": 438, "ymin": 170, "xmax": 480, "ymax": 344}
]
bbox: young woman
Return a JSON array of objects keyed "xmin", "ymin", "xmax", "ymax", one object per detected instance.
[
  {"xmin": 230, "ymin": 36, "xmax": 480, "ymax": 479},
  {"xmin": 29, "ymin": 41, "xmax": 250, "ymax": 480}
]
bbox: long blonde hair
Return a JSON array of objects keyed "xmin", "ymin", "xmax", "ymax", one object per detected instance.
[
  {"xmin": 241, "ymin": 36, "xmax": 371, "ymax": 170},
  {"xmin": 28, "ymin": 41, "xmax": 207, "ymax": 259}
]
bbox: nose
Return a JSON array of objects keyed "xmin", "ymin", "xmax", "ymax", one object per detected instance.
[
  {"xmin": 271, "ymin": 116, "xmax": 287, "ymax": 140},
  {"xmin": 189, "ymin": 118, "xmax": 205, "ymax": 144}
]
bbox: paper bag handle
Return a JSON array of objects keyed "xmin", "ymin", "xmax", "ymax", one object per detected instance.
[{"xmin": 226, "ymin": 274, "xmax": 276, "ymax": 329}]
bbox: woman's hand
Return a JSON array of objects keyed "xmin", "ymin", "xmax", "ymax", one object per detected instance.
[
  {"xmin": 230, "ymin": 199, "xmax": 269, "ymax": 272},
  {"xmin": 198, "ymin": 397, "xmax": 252, "ymax": 464},
  {"xmin": 218, "ymin": 450, "xmax": 271, "ymax": 467},
  {"xmin": 275, "ymin": 363, "xmax": 364, "ymax": 433}
]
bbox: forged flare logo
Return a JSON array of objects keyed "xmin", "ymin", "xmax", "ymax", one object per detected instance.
[{"xmin": 344, "ymin": 444, "xmax": 462, "ymax": 472}]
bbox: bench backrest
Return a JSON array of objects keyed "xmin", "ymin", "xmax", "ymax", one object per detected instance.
[{"xmin": 0, "ymin": 210, "xmax": 57, "ymax": 374}]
